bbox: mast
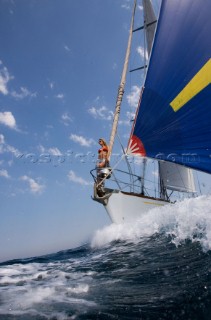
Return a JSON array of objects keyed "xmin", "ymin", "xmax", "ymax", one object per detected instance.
[{"xmin": 108, "ymin": 0, "xmax": 137, "ymax": 160}]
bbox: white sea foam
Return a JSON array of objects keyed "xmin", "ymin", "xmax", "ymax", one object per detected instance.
[
  {"xmin": 91, "ymin": 195, "xmax": 211, "ymax": 252},
  {"xmin": 0, "ymin": 263, "xmax": 43, "ymax": 285},
  {"xmin": 21, "ymin": 287, "xmax": 56, "ymax": 306},
  {"xmin": 67, "ymin": 284, "xmax": 89, "ymax": 294}
]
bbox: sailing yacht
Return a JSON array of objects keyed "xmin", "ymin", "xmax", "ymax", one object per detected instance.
[{"xmin": 91, "ymin": 0, "xmax": 211, "ymax": 224}]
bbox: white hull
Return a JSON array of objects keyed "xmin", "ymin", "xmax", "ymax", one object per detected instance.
[{"xmin": 105, "ymin": 191, "xmax": 168, "ymax": 224}]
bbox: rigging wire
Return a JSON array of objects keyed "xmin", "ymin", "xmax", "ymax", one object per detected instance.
[{"xmin": 116, "ymin": 131, "xmax": 135, "ymax": 192}]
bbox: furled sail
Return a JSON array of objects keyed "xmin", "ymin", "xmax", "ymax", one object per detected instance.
[
  {"xmin": 128, "ymin": 0, "xmax": 211, "ymax": 175},
  {"xmin": 142, "ymin": 0, "xmax": 157, "ymax": 55}
]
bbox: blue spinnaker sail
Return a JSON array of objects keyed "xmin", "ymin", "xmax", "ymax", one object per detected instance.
[{"xmin": 128, "ymin": 0, "xmax": 211, "ymax": 174}]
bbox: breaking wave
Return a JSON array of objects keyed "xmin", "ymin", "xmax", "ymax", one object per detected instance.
[
  {"xmin": 92, "ymin": 195, "xmax": 211, "ymax": 251},
  {"xmin": 1, "ymin": 195, "xmax": 211, "ymax": 319}
]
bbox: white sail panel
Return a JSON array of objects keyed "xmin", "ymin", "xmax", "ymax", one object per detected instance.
[{"xmin": 159, "ymin": 162, "xmax": 196, "ymax": 193}]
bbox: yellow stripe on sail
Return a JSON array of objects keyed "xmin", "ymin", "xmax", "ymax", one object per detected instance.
[{"xmin": 170, "ymin": 59, "xmax": 211, "ymax": 112}]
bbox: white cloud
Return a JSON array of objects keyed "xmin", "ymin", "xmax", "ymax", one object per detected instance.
[
  {"xmin": 0, "ymin": 169, "xmax": 10, "ymax": 179},
  {"xmin": 38, "ymin": 145, "xmax": 62, "ymax": 156},
  {"xmin": 0, "ymin": 62, "xmax": 35, "ymax": 100},
  {"xmin": 88, "ymin": 106, "xmax": 113, "ymax": 121},
  {"xmin": 0, "ymin": 65, "xmax": 13, "ymax": 95},
  {"xmin": 38, "ymin": 144, "xmax": 45, "ymax": 153},
  {"xmin": 64, "ymin": 44, "xmax": 71, "ymax": 52},
  {"xmin": 6, "ymin": 145, "xmax": 21, "ymax": 157},
  {"xmin": 68, "ymin": 170, "xmax": 91, "ymax": 186},
  {"xmin": 49, "ymin": 81, "xmax": 54, "ymax": 89},
  {"xmin": 119, "ymin": 111, "xmax": 135, "ymax": 126},
  {"xmin": 61, "ymin": 112, "xmax": 73, "ymax": 126},
  {"xmin": 69, "ymin": 134, "xmax": 95, "ymax": 147},
  {"xmin": 137, "ymin": 46, "xmax": 148, "ymax": 60},
  {"xmin": 48, "ymin": 147, "xmax": 62, "ymax": 156},
  {"xmin": 0, "ymin": 111, "xmax": 16, "ymax": 129},
  {"xmin": 121, "ymin": 0, "xmax": 130, "ymax": 10},
  {"xmin": 20, "ymin": 175, "xmax": 45, "ymax": 194},
  {"xmin": 126, "ymin": 111, "xmax": 135, "ymax": 120},
  {"xmin": 11, "ymin": 87, "xmax": 37, "ymax": 99},
  {"xmin": 0, "ymin": 135, "xmax": 21, "ymax": 157},
  {"xmin": 56, "ymin": 93, "xmax": 64, "ymax": 99},
  {"xmin": 126, "ymin": 85, "xmax": 141, "ymax": 108}
]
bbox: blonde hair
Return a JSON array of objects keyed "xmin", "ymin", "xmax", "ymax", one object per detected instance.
[{"xmin": 99, "ymin": 138, "xmax": 108, "ymax": 147}]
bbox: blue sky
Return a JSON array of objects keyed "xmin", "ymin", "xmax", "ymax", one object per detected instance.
[
  {"xmin": 1, "ymin": 0, "xmax": 210, "ymax": 263},
  {"xmin": 0, "ymin": 0, "xmax": 156, "ymax": 262}
]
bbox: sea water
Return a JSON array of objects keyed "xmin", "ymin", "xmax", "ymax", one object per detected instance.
[{"xmin": 0, "ymin": 196, "xmax": 211, "ymax": 319}]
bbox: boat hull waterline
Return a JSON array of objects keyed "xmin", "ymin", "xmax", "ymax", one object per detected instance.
[{"xmin": 105, "ymin": 191, "xmax": 168, "ymax": 224}]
